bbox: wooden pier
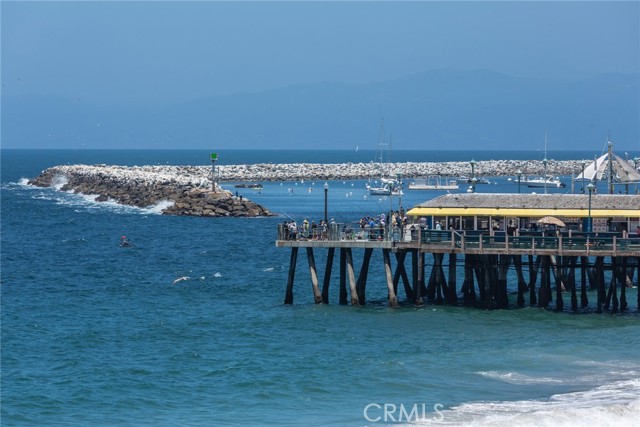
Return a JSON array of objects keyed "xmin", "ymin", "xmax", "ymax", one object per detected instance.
[{"xmin": 277, "ymin": 193, "xmax": 640, "ymax": 312}]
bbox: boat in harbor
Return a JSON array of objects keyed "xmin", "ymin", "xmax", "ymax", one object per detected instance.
[
  {"xmin": 234, "ymin": 183, "xmax": 263, "ymax": 190},
  {"xmin": 367, "ymin": 177, "xmax": 403, "ymax": 196},
  {"xmin": 408, "ymin": 176, "xmax": 459, "ymax": 191},
  {"xmin": 520, "ymin": 176, "xmax": 566, "ymax": 188},
  {"xmin": 457, "ymin": 176, "xmax": 490, "ymax": 185},
  {"xmin": 367, "ymin": 119, "xmax": 402, "ymax": 196}
]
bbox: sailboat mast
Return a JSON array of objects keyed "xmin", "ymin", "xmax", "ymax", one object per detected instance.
[{"xmin": 543, "ymin": 131, "xmax": 548, "ymax": 194}]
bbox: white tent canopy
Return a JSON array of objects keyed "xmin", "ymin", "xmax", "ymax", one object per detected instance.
[{"xmin": 575, "ymin": 152, "xmax": 640, "ymax": 184}]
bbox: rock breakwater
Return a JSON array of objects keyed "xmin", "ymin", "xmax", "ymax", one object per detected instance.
[
  {"xmin": 217, "ymin": 158, "xmax": 590, "ymax": 181},
  {"xmin": 28, "ymin": 164, "xmax": 273, "ymax": 218}
]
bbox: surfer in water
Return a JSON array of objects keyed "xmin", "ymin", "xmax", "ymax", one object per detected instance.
[{"xmin": 120, "ymin": 235, "xmax": 132, "ymax": 247}]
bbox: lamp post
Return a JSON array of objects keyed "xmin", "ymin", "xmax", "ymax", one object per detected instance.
[
  {"xmin": 580, "ymin": 161, "xmax": 586, "ymax": 193},
  {"xmin": 587, "ymin": 181, "xmax": 595, "ymax": 233},
  {"xmin": 469, "ymin": 159, "xmax": 477, "ymax": 182},
  {"xmin": 324, "ymin": 182, "xmax": 329, "ymax": 224},
  {"xmin": 396, "ymin": 172, "xmax": 403, "ymax": 213},
  {"xmin": 210, "ymin": 152, "xmax": 219, "ymax": 191},
  {"xmin": 516, "ymin": 169, "xmax": 522, "ymax": 194}
]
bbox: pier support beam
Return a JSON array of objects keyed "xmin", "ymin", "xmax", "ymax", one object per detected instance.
[
  {"xmin": 339, "ymin": 249, "xmax": 347, "ymax": 305},
  {"xmin": 528, "ymin": 255, "xmax": 540, "ymax": 306},
  {"xmin": 284, "ymin": 247, "xmax": 298, "ymax": 304},
  {"xmin": 306, "ymin": 248, "xmax": 323, "ymax": 304},
  {"xmin": 383, "ymin": 249, "xmax": 398, "ymax": 307},
  {"xmin": 414, "ymin": 250, "xmax": 424, "ymax": 304},
  {"xmin": 620, "ymin": 257, "xmax": 628, "ymax": 313},
  {"xmin": 462, "ymin": 254, "xmax": 476, "ymax": 304},
  {"xmin": 580, "ymin": 256, "xmax": 589, "ymax": 308},
  {"xmin": 555, "ymin": 255, "xmax": 564, "ymax": 312},
  {"xmin": 514, "ymin": 255, "xmax": 527, "ymax": 307},
  {"xmin": 345, "ymin": 249, "xmax": 359, "ymax": 305},
  {"xmin": 447, "ymin": 253, "xmax": 458, "ymax": 305},
  {"xmin": 321, "ymin": 247, "xmax": 335, "ymax": 304},
  {"xmin": 356, "ymin": 248, "xmax": 374, "ymax": 304},
  {"xmin": 394, "ymin": 251, "xmax": 414, "ymax": 303}
]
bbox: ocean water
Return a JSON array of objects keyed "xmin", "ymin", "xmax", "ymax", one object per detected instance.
[{"xmin": 1, "ymin": 149, "xmax": 639, "ymax": 427}]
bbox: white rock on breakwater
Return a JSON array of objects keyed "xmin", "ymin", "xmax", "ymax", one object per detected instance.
[{"xmin": 216, "ymin": 158, "xmax": 593, "ymax": 181}]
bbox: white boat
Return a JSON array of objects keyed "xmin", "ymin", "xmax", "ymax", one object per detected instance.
[
  {"xmin": 457, "ymin": 176, "xmax": 490, "ymax": 185},
  {"xmin": 367, "ymin": 119, "xmax": 402, "ymax": 196},
  {"xmin": 520, "ymin": 176, "xmax": 566, "ymax": 188},
  {"xmin": 367, "ymin": 180, "xmax": 403, "ymax": 196},
  {"xmin": 521, "ymin": 131, "xmax": 566, "ymax": 189},
  {"xmin": 408, "ymin": 176, "xmax": 459, "ymax": 191}
]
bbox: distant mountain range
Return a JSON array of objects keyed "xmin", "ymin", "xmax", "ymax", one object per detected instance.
[{"xmin": 3, "ymin": 69, "xmax": 638, "ymax": 150}]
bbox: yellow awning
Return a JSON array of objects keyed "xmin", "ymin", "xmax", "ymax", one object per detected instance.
[{"xmin": 406, "ymin": 207, "xmax": 640, "ymax": 218}]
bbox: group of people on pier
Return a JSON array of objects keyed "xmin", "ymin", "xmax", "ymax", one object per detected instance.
[
  {"xmin": 283, "ymin": 218, "xmax": 333, "ymax": 241},
  {"xmin": 282, "ymin": 210, "xmax": 412, "ymax": 242}
]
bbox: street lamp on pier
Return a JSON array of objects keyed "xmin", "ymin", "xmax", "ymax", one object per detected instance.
[
  {"xmin": 469, "ymin": 159, "xmax": 477, "ymax": 181},
  {"xmin": 580, "ymin": 161, "xmax": 586, "ymax": 193},
  {"xmin": 324, "ymin": 182, "xmax": 329, "ymax": 224},
  {"xmin": 516, "ymin": 169, "xmax": 522, "ymax": 194}
]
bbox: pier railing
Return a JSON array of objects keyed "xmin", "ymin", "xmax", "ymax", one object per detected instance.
[{"xmin": 277, "ymin": 223, "xmax": 640, "ymax": 255}]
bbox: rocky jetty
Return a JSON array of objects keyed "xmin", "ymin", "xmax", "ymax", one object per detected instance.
[
  {"xmin": 29, "ymin": 158, "xmax": 618, "ymax": 217},
  {"xmin": 216, "ymin": 158, "xmax": 596, "ymax": 182},
  {"xmin": 28, "ymin": 165, "xmax": 273, "ymax": 218}
]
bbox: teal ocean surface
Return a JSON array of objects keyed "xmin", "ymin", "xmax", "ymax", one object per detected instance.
[{"xmin": 2, "ymin": 149, "xmax": 639, "ymax": 426}]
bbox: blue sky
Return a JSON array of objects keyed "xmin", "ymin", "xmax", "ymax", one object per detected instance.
[{"xmin": 3, "ymin": 1, "xmax": 639, "ymax": 107}]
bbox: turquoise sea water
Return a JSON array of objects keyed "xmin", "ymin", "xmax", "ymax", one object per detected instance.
[{"xmin": 2, "ymin": 149, "xmax": 639, "ymax": 426}]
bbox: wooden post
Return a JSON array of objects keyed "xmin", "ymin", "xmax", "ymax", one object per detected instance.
[
  {"xmin": 426, "ymin": 256, "xmax": 437, "ymax": 302},
  {"xmin": 345, "ymin": 249, "xmax": 359, "ymax": 305},
  {"xmin": 284, "ymin": 247, "xmax": 298, "ymax": 304},
  {"xmin": 339, "ymin": 248, "xmax": 347, "ymax": 305},
  {"xmin": 555, "ymin": 255, "xmax": 564, "ymax": 312},
  {"xmin": 596, "ymin": 256, "xmax": 604, "ymax": 313},
  {"xmin": 604, "ymin": 256, "xmax": 618, "ymax": 313},
  {"xmin": 415, "ymin": 250, "xmax": 424, "ymax": 305},
  {"xmin": 569, "ymin": 256, "xmax": 578, "ymax": 311},
  {"xmin": 580, "ymin": 256, "xmax": 589, "ymax": 308},
  {"xmin": 539, "ymin": 256, "xmax": 550, "ymax": 308},
  {"xmin": 528, "ymin": 255, "xmax": 540, "ymax": 306},
  {"xmin": 483, "ymin": 255, "xmax": 493, "ymax": 309},
  {"xmin": 321, "ymin": 247, "xmax": 335, "ymax": 304},
  {"xmin": 306, "ymin": 248, "xmax": 323, "ymax": 303},
  {"xmin": 447, "ymin": 253, "xmax": 458, "ymax": 305},
  {"xmin": 497, "ymin": 255, "xmax": 510, "ymax": 309},
  {"xmin": 395, "ymin": 251, "xmax": 414, "ymax": 303},
  {"xmin": 620, "ymin": 257, "xmax": 628, "ymax": 313},
  {"xmin": 383, "ymin": 249, "xmax": 399, "ymax": 307},
  {"xmin": 514, "ymin": 255, "xmax": 527, "ymax": 307},
  {"xmin": 356, "ymin": 248, "xmax": 374, "ymax": 304}
]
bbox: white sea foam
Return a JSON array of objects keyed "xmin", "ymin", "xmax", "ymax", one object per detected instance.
[
  {"xmin": 141, "ymin": 199, "xmax": 174, "ymax": 214},
  {"xmin": 51, "ymin": 174, "xmax": 68, "ymax": 190},
  {"xmin": 25, "ymin": 184, "xmax": 172, "ymax": 216},
  {"xmin": 476, "ymin": 370, "xmax": 563, "ymax": 385},
  {"xmin": 409, "ymin": 379, "xmax": 640, "ymax": 427},
  {"xmin": 213, "ymin": 272, "xmax": 222, "ymax": 278}
]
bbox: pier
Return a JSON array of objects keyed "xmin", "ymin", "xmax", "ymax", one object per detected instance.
[{"xmin": 277, "ymin": 194, "xmax": 640, "ymax": 312}]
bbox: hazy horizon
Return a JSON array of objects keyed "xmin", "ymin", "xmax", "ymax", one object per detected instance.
[{"xmin": 2, "ymin": 1, "xmax": 638, "ymax": 150}]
